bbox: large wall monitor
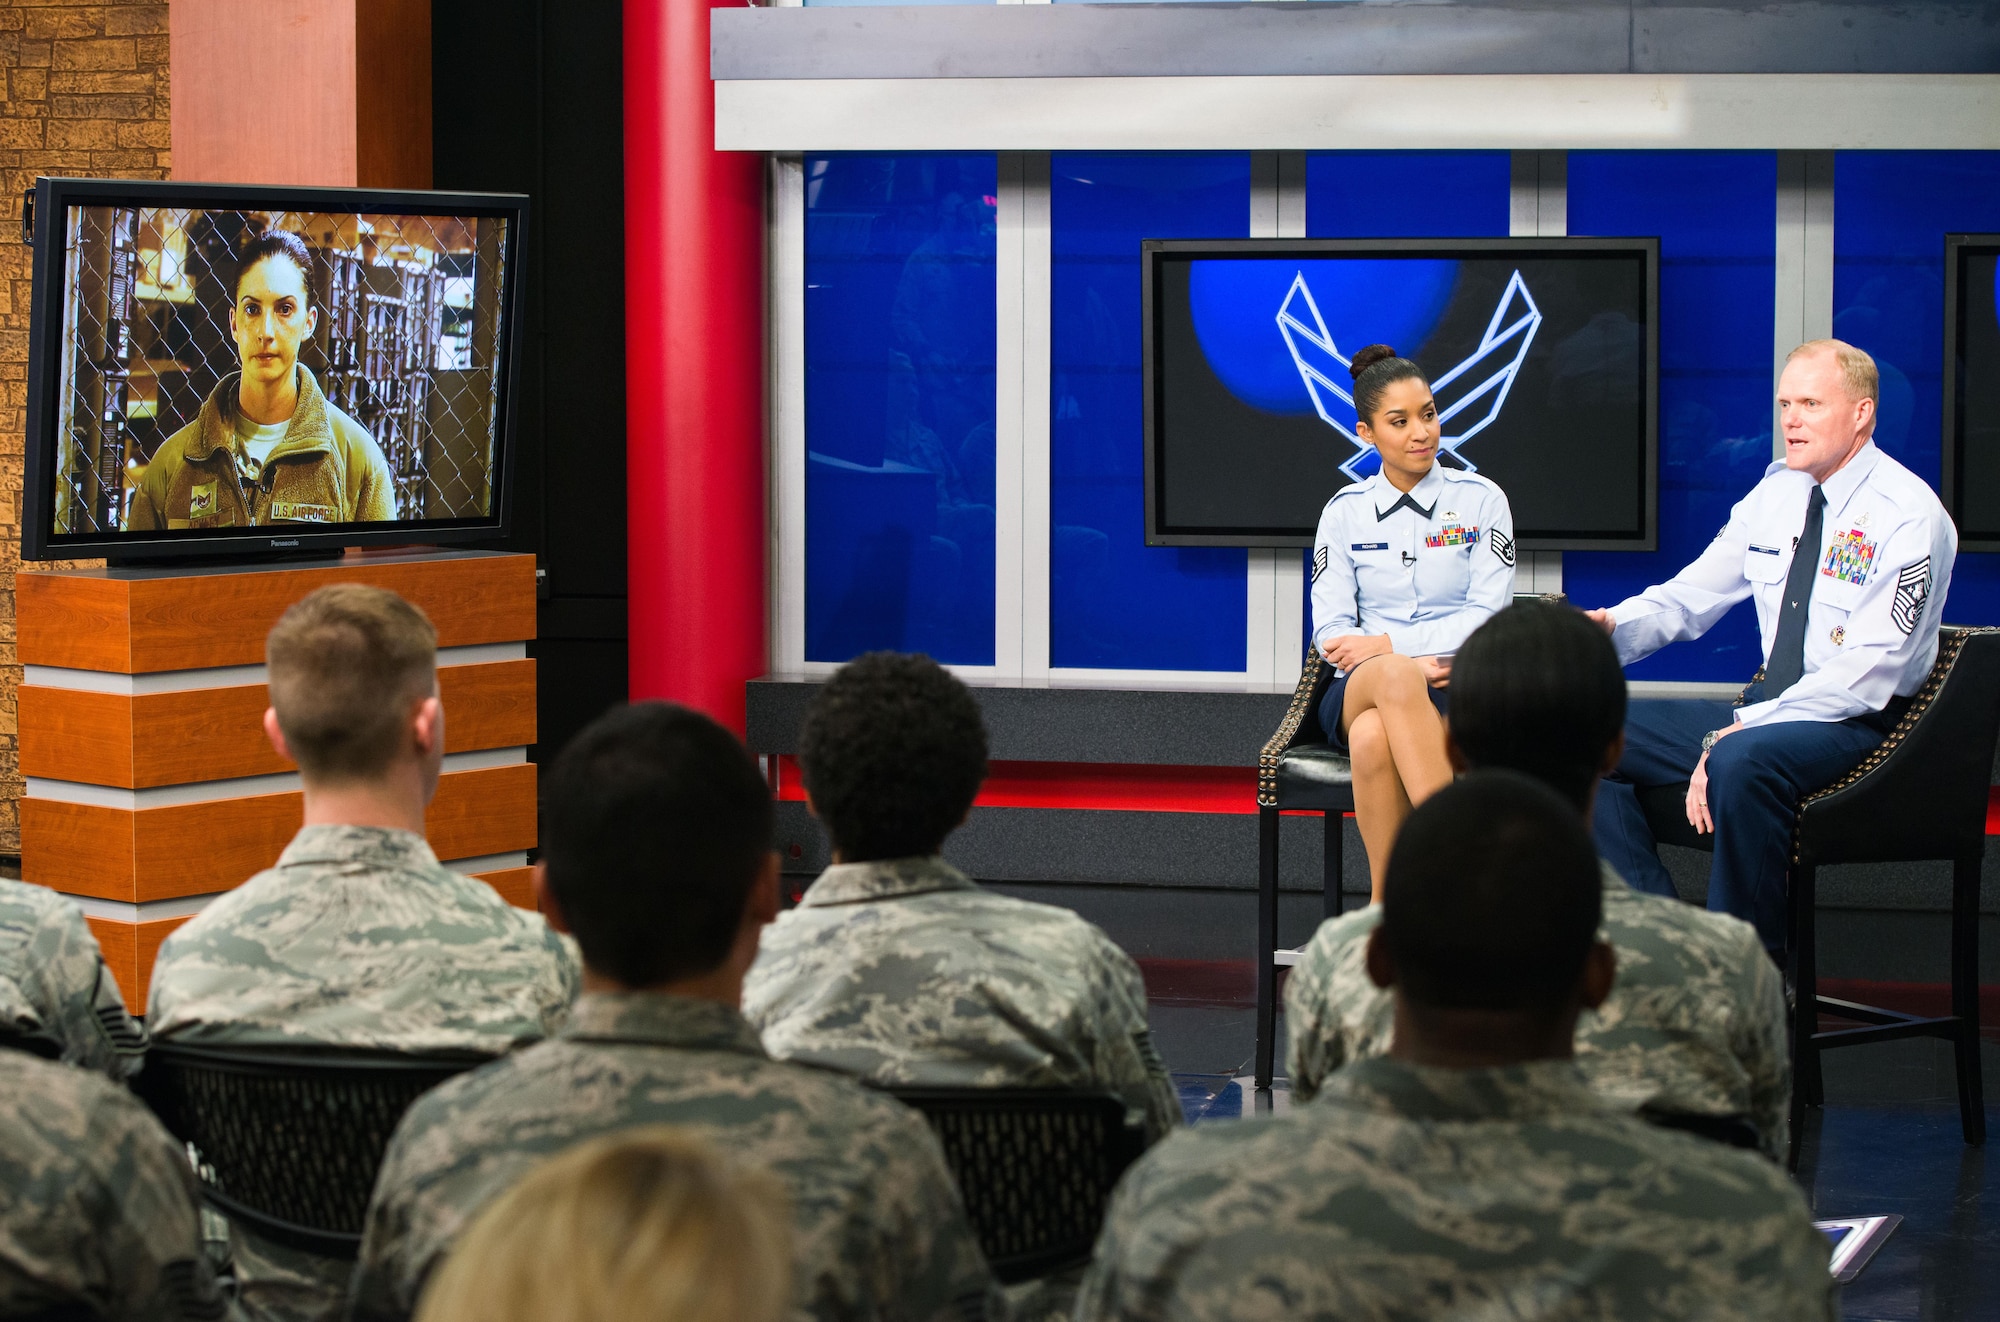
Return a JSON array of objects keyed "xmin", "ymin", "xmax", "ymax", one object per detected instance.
[
  {"xmin": 1946, "ymin": 234, "xmax": 2000, "ymax": 552},
  {"xmin": 1143, "ymin": 237, "xmax": 1659, "ymax": 550},
  {"xmin": 23, "ymin": 177, "xmax": 527, "ymax": 561}
]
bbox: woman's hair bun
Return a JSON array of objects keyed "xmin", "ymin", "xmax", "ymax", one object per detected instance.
[{"xmin": 1349, "ymin": 344, "xmax": 1399, "ymax": 382}]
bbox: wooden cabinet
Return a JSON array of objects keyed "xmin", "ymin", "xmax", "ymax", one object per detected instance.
[{"xmin": 19, "ymin": 549, "xmax": 538, "ymax": 1004}]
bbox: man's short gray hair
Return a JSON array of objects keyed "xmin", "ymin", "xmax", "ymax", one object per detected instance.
[{"xmin": 1787, "ymin": 338, "xmax": 1879, "ymax": 409}]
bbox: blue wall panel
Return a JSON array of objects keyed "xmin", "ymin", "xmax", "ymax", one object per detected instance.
[
  {"xmin": 805, "ymin": 153, "xmax": 998, "ymax": 664},
  {"xmin": 1305, "ymin": 151, "xmax": 1513, "ymax": 241},
  {"xmin": 1562, "ymin": 152, "xmax": 1777, "ymax": 682},
  {"xmin": 1050, "ymin": 153, "xmax": 1251, "ymax": 671},
  {"xmin": 1833, "ymin": 151, "xmax": 2000, "ymax": 626}
]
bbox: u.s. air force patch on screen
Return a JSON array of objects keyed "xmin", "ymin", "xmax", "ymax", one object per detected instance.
[
  {"xmin": 1312, "ymin": 545, "xmax": 1328, "ymax": 583},
  {"xmin": 1891, "ymin": 557, "xmax": 1932, "ymax": 636},
  {"xmin": 1491, "ymin": 529, "xmax": 1516, "ymax": 568},
  {"xmin": 270, "ymin": 502, "xmax": 335, "ymax": 523},
  {"xmin": 187, "ymin": 482, "xmax": 216, "ymax": 520}
]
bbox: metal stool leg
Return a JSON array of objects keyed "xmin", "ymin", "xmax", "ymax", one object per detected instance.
[
  {"xmin": 1786, "ymin": 859, "xmax": 1817, "ymax": 1173},
  {"xmin": 1323, "ymin": 810, "xmax": 1345, "ymax": 920},
  {"xmin": 1952, "ymin": 852, "xmax": 1986, "ymax": 1145},
  {"xmin": 1255, "ymin": 806, "xmax": 1279, "ymax": 1089}
]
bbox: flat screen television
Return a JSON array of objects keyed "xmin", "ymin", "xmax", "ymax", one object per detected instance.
[
  {"xmin": 1945, "ymin": 233, "xmax": 2000, "ymax": 552},
  {"xmin": 22, "ymin": 177, "xmax": 527, "ymax": 562},
  {"xmin": 1142, "ymin": 237, "xmax": 1658, "ymax": 550}
]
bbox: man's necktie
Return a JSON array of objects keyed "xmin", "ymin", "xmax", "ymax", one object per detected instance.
[{"xmin": 1762, "ymin": 485, "xmax": 1826, "ymax": 697}]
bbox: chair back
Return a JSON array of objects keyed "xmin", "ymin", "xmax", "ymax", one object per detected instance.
[
  {"xmin": 135, "ymin": 1040, "xmax": 481, "ymax": 1259},
  {"xmin": 880, "ymin": 1087, "xmax": 1148, "ymax": 1285},
  {"xmin": 1797, "ymin": 627, "xmax": 2000, "ymax": 865}
]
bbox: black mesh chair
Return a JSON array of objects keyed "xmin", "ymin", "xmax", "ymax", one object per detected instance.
[
  {"xmin": 1637, "ymin": 626, "xmax": 2000, "ymax": 1166},
  {"xmin": 135, "ymin": 1040, "xmax": 480, "ymax": 1259},
  {"xmin": 1253, "ymin": 646, "xmax": 1354, "ymax": 1088},
  {"xmin": 880, "ymin": 1087, "xmax": 1148, "ymax": 1285}
]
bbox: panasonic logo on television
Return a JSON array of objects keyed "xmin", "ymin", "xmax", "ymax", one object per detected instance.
[{"xmin": 270, "ymin": 538, "xmax": 301, "ymax": 548}]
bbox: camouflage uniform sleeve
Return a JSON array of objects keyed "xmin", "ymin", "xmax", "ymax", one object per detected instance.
[
  {"xmin": 855, "ymin": 1105, "xmax": 1006, "ymax": 1322},
  {"xmin": 347, "ymin": 1101, "xmax": 456, "ymax": 1322},
  {"xmin": 47, "ymin": 1080, "xmax": 233, "ymax": 1321},
  {"xmin": 28, "ymin": 893, "xmax": 147, "ymax": 1080},
  {"xmin": 1071, "ymin": 1146, "xmax": 1176, "ymax": 1322},
  {"xmin": 1282, "ymin": 934, "xmax": 1345, "ymax": 1105},
  {"xmin": 1734, "ymin": 933, "xmax": 1793, "ymax": 1162},
  {"xmin": 1088, "ymin": 934, "xmax": 1182, "ymax": 1142}
]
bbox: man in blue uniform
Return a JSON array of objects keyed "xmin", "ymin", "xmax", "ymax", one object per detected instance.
[{"xmin": 1586, "ymin": 340, "xmax": 1956, "ymax": 954}]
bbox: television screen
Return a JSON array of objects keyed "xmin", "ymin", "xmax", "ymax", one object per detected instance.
[
  {"xmin": 1143, "ymin": 237, "xmax": 1658, "ymax": 550},
  {"xmin": 1946, "ymin": 234, "xmax": 2000, "ymax": 551},
  {"xmin": 23, "ymin": 178, "xmax": 525, "ymax": 560}
]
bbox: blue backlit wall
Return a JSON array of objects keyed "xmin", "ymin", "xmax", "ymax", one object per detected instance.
[
  {"xmin": 789, "ymin": 149, "xmax": 2000, "ymax": 683},
  {"xmin": 804, "ymin": 153, "xmax": 998, "ymax": 664},
  {"xmin": 1049, "ymin": 153, "xmax": 1251, "ymax": 671},
  {"xmin": 1563, "ymin": 152, "xmax": 1777, "ymax": 682},
  {"xmin": 1834, "ymin": 152, "xmax": 2000, "ymax": 626}
]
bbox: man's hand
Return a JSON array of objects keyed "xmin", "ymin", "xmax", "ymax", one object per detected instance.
[
  {"xmin": 1686, "ymin": 753, "xmax": 1713, "ymax": 834},
  {"xmin": 1322, "ymin": 634, "xmax": 1393, "ymax": 671},
  {"xmin": 1584, "ymin": 608, "xmax": 1617, "ymax": 636},
  {"xmin": 1684, "ymin": 723, "xmax": 1740, "ymax": 834},
  {"xmin": 1416, "ymin": 655, "xmax": 1452, "ymax": 689}
]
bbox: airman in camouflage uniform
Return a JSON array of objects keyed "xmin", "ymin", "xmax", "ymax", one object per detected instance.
[
  {"xmin": 1074, "ymin": 1055, "xmax": 1836, "ymax": 1322},
  {"xmin": 1286, "ymin": 859, "xmax": 1793, "ymax": 1159},
  {"xmin": 1289, "ymin": 600, "xmax": 1794, "ymax": 1160},
  {"xmin": 743, "ymin": 855, "xmax": 1181, "ymax": 1142},
  {"xmin": 0, "ymin": 1046, "xmax": 235, "ymax": 1321},
  {"xmin": 1082, "ymin": 771, "xmax": 1832, "ymax": 1322},
  {"xmin": 0, "ymin": 877, "xmax": 146, "ymax": 1078},
  {"xmin": 148, "ymin": 826, "xmax": 578, "ymax": 1054},
  {"xmin": 147, "ymin": 825, "xmax": 580, "ymax": 1322},
  {"xmin": 348, "ymin": 991, "xmax": 1003, "ymax": 1322}
]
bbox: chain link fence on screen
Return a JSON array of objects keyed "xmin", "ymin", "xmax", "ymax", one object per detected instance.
[{"xmin": 53, "ymin": 207, "xmax": 508, "ymax": 536}]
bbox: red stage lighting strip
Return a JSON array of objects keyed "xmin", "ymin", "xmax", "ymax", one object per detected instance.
[
  {"xmin": 777, "ymin": 763, "xmax": 2000, "ymax": 829},
  {"xmin": 772, "ymin": 756, "xmax": 1336, "ymax": 816}
]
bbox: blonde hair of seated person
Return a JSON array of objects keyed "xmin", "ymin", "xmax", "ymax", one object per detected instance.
[{"xmin": 412, "ymin": 1126, "xmax": 792, "ymax": 1322}]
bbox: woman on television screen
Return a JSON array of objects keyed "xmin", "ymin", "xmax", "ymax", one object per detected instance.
[
  {"xmin": 1310, "ymin": 344, "xmax": 1517, "ymax": 896},
  {"xmin": 125, "ymin": 227, "xmax": 395, "ymax": 532}
]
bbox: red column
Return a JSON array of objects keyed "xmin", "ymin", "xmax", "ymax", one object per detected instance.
[{"xmin": 624, "ymin": 0, "xmax": 766, "ymax": 732}]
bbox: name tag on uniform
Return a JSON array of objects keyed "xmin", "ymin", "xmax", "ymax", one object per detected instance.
[
  {"xmin": 1748, "ymin": 544, "xmax": 1782, "ymax": 556},
  {"xmin": 1350, "ymin": 542, "xmax": 1388, "ymax": 551},
  {"xmin": 187, "ymin": 482, "xmax": 216, "ymax": 520},
  {"xmin": 270, "ymin": 501, "xmax": 335, "ymax": 523}
]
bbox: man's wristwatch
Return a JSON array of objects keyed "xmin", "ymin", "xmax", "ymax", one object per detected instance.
[{"xmin": 1701, "ymin": 728, "xmax": 1725, "ymax": 755}]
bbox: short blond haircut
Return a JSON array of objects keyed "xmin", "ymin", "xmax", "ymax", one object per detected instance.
[
  {"xmin": 266, "ymin": 584, "xmax": 438, "ymax": 782},
  {"xmin": 413, "ymin": 1127, "xmax": 793, "ymax": 1322},
  {"xmin": 1786, "ymin": 338, "xmax": 1880, "ymax": 409}
]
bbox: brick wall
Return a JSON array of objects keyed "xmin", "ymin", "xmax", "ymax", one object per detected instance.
[{"xmin": 0, "ymin": 1, "xmax": 170, "ymax": 854}]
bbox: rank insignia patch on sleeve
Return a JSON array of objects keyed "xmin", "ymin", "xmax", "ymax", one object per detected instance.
[
  {"xmin": 1891, "ymin": 557, "xmax": 1932, "ymax": 636},
  {"xmin": 1312, "ymin": 546, "xmax": 1328, "ymax": 583},
  {"xmin": 1491, "ymin": 529, "xmax": 1515, "ymax": 568}
]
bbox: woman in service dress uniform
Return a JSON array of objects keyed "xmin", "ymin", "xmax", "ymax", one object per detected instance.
[{"xmin": 1310, "ymin": 344, "xmax": 1518, "ymax": 897}]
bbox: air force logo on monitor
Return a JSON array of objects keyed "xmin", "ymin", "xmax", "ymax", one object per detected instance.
[{"xmin": 1276, "ymin": 269, "xmax": 1543, "ymax": 481}]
